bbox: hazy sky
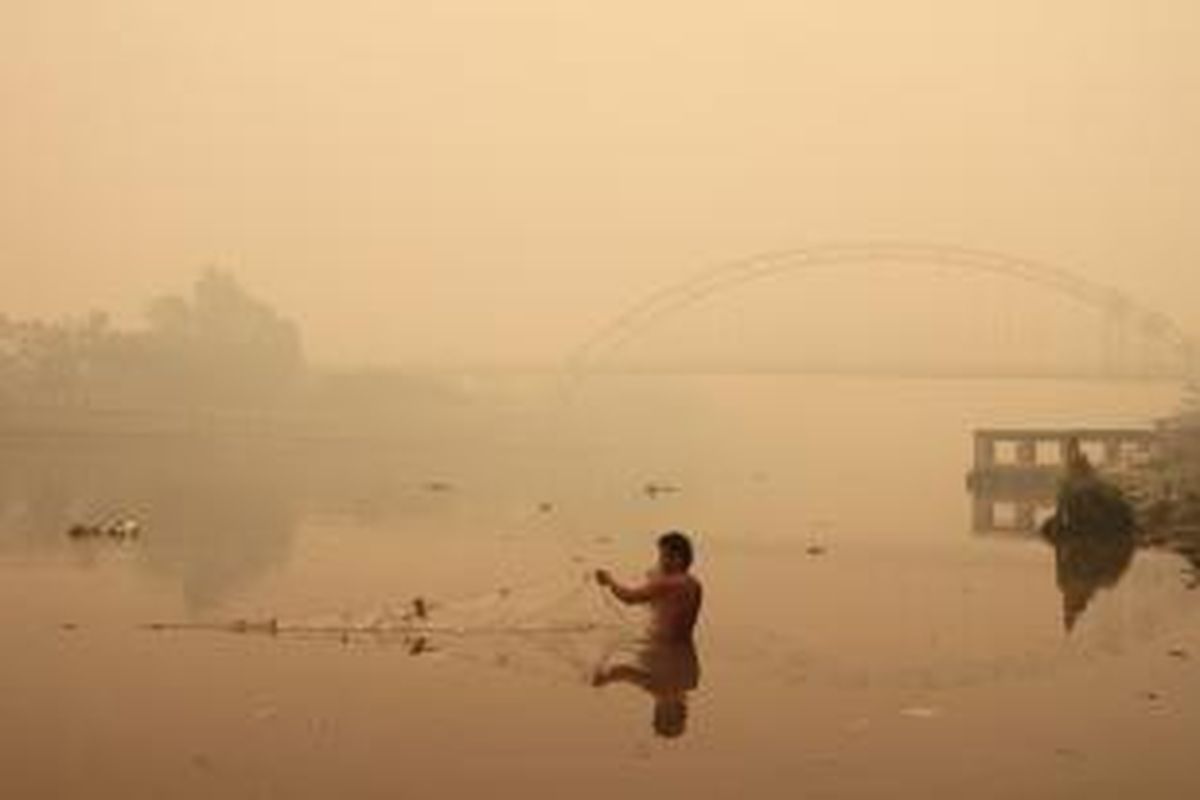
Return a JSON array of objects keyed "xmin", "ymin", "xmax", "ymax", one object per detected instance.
[{"xmin": 2, "ymin": 1, "xmax": 1198, "ymax": 365}]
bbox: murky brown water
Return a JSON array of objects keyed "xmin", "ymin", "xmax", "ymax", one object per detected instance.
[{"xmin": 2, "ymin": 375, "xmax": 1198, "ymax": 799}]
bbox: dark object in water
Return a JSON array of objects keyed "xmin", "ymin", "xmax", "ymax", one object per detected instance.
[
  {"xmin": 423, "ymin": 481, "xmax": 453, "ymax": 493},
  {"xmin": 1040, "ymin": 474, "xmax": 1137, "ymax": 631},
  {"xmin": 1046, "ymin": 522, "xmax": 1135, "ymax": 632},
  {"xmin": 1041, "ymin": 475, "xmax": 1135, "ymax": 540},
  {"xmin": 805, "ymin": 544, "xmax": 827, "ymax": 557},
  {"xmin": 1041, "ymin": 437, "xmax": 1134, "ymax": 539},
  {"xmin": 66, "ymin": 518, "xmax": 142, "ymax": 541},
  {"xmin": 643, "ymin": 482, "xmax": 681, "ymax": 499}
]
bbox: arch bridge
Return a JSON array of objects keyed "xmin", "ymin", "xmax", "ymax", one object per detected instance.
[{"xmin": 566, "ymin": 242, "xmax": 1198, "ymax": 379}]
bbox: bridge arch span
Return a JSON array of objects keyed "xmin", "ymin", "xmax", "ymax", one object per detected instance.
[{"xmin": 565, "ymin": 242, "xmax": 1197, "ymax": 376}]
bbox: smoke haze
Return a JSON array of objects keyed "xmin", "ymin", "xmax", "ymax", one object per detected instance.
[{"xmin": 3, "ymin": 1, "xmax": 1198, "ymax": 365}]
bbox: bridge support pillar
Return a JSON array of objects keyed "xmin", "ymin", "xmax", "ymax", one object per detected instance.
[
  {"xmin": 974, "ymin": 435, "xmax": 995, "ymax": 470},
  {"xmin": 972, "ymin": 495, "xmax": 995, "ymax": 532}
]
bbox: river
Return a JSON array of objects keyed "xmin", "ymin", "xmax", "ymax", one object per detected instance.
[{"xmin": 1, "ymin": 374, "xmax": 1197, "ymax": 799}]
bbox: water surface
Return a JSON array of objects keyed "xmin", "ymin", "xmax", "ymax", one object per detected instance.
[{"xmin": 2, "ymin": 375, "xmax": 1197, "ymax": 799}]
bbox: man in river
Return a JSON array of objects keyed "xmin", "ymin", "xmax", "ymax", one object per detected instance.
[
  {"xmin": 594, "ymin": 531, "xmax": 703, "ymax": 737},
  {"xmin": 595, "ymin": 531, "xmax": 703, "ymax": 643}
]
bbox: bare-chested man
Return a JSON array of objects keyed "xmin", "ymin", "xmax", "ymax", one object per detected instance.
[{"xmin": 595, "ymin": 531, "xmax": 703, "ymax": 643}]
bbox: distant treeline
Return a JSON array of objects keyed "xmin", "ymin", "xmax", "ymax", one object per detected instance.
[
  {"xmin": 0, "ymin": 270, "xmax": 304, "ymax": 412},
  {"xmin": 0, "ymin": 271, "xmax": 492, "ymax": 441}
]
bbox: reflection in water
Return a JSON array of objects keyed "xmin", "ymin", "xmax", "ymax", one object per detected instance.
[
  {"xmin": 968, "ymin": 429, "xmax": 1156, "ymax": 631},
  {"xmin": 1039, "ymin": 449, "xmax": 1138, "ymax": 632},
  {"xmin": 0, "ymin": 441, "xmax": 300, "ymax": 609},
  {"xmin": 1043, "ymin": 528, "xmax": 1136, "ymax": 632},
  {"xmin": 593, "ymin": 639, "xmax": 701, "ymax": 738},
  {"xmin": 0, "ymin": 440, "xmax": 462, "ymax": 609}
]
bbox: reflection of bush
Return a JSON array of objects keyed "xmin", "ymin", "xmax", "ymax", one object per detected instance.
[
  {"xmin": 1046, "ymin": 529, "xmax": 1136, "ymax": 632},
  {"xmin": 1040, "ymin": 470, "xmax": 1138, "ymax": 631},
  {"xmin": 0, "ymin": 439, "xmax": 487, "ymax": 609},
  {"xmin": 136, "ymin": 447, "xmax": 299, "ymax": 609},
  {"xmin": 0, "ymin": 441, "xmax": 298, "ymax": 610},
  {"xmin": 0, "ymin": 269, "xmax": 303, "ymax": 412}
]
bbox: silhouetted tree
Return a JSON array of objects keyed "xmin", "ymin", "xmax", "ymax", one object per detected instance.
[
  {"xmin": 0, "ymin": 270, "xmax": 305, "ymax": 412},
  {"xmin": 132, "ymin": 269, "xmax": 304, "ymax": 407}
]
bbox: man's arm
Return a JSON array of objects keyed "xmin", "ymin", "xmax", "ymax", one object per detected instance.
[
  {"xmin": 593, "ymin": 663, "xmax": 654, "ymax": 691},
  {"xmin": 595, "ymin": 569, "xmax": 664, "ymax": 605}
]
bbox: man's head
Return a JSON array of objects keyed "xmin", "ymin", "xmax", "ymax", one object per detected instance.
[{"xmin": 657, "ymin": 531, "xmax": 694, "ymax": 574}]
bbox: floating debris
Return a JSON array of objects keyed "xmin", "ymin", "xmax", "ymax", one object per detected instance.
[
  {"xmin": 537, "ymin": 502, "xmax": 554, "ymax": 513},
  {"xmin": 423, "ymin": 481, "xmax": 454, "ymax": 493},
  {"xmin": 643, "ymin": 483, "xmax": 681, "ymax": 499},
  {"xmin": 1167, "ymin": 647, "xmax": 1189, "ymax": 660},
  {"xmin": 805, "ymin": 544, "xmax": 827, "ymax": 557},
  {"xmin": 411, "ymin": 596, "xmax": 428, "ymax": 620},
  {"xmin": 66, "ymin": 517, "xmax": 142, "ymax": 541}
]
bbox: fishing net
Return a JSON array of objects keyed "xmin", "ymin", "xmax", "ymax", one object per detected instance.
[{"xmin": 144, "ymin": 568, "xmax": 644, "ymax": 685}]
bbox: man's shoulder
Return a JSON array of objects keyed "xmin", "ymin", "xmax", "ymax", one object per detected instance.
[{"xmin": 659, "ymin": 572, "xmax": 702, "ymax": 593}]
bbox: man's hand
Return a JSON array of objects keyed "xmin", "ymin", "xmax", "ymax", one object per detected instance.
[{"xmin": 595, "ymin": 569, "xmax": 660, "ymax": 606}]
